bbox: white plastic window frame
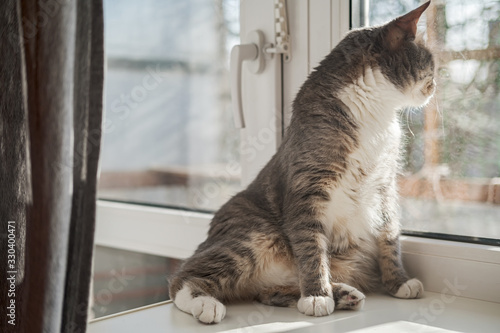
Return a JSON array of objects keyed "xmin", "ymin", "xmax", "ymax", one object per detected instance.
[{"xmin": 95, "ymin": 0, "xmax": 500, "ymax": 304}]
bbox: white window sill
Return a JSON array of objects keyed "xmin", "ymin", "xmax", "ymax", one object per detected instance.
[
  {"xmin": 88, "ymin": 292, "xmax": 500, "ymax": 333},
  {"xmin": 95, "ymin": 201, "xmax": 500, "ymax": 304}
]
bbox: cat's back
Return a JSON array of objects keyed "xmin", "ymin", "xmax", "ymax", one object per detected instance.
[{"xmin": 204, "ymin": 155, "xmax": 285, "ymax": 240}]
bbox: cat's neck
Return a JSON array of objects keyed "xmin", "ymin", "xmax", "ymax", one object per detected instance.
[{"xmin": 336, "ymin": 66, "xmax": 405, "ymax": 127}]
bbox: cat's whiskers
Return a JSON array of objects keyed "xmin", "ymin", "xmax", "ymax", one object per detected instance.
[
  {"xmin": 434, "ymin": 95, "xmax": 445, "ymax": 142},
  {"xmin": 404, "ymin": 108, "xmax": 415, "ymax": 137}
]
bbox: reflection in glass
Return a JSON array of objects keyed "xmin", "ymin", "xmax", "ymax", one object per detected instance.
[
  {"xmin": 98, "ymin": 0, "xmax": 241, "ymax": 211},
  {"xmin": 91, "ymin": 246, "xmax": 181, "ymax": 318}
]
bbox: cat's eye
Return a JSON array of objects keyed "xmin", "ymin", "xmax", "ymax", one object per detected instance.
[{"xmin": 438, "ymin": 67, "xmax": 450, "ymax": 79}]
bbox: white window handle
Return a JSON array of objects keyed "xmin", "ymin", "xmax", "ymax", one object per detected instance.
[{"xmin": 230, "ymin": 30, "xmax": 265, "ymax": 128}]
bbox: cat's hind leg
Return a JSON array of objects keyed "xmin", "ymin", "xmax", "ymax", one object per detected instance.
[
  {"xmin": 169, "ymin": 240, "xmax": 257, "ymax": 323},
  {"xmin": 168, "ymin": 248, "xmax": 241, "ymax": 324},
  {"xmin": 170, "ymin": 278, "xmax": 226, "ymax": 324}
]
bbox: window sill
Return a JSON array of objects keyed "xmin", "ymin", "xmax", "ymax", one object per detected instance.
[
  {"xmin": 88, "ymin": 292, "xmax": 500, "ymax": 333},
  {"xmin": 95, "ymin": 200, "xmax": 500, "ymax": 303}
]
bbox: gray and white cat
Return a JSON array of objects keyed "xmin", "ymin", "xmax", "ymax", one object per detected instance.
[{"xmin": 169, "ymin": 1, "xmax": 435, "ymax": 324}]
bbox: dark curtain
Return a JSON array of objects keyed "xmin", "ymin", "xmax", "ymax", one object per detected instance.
[{"xmin": 0, "ymin": 0, "xmax": 104, "ymax": 332}]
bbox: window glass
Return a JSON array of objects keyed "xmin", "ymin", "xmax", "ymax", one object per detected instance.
[
  {"xmin": 91, "ymin": 246, "xmax": 181, "ymax": 318},
  {"xmin": 358, "ymin": 0, "xmax": 500, "ymax": 241},
  {"xmin": 93, "ymin": 0, "xmax": 240, "ymax": 316},
  {"xmin": 98, "ymin": 0, "xmax": 241, "ymax": 211}
]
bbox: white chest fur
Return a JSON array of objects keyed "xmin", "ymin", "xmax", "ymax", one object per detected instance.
[{"xmin": 321, "ymin": 67, "xmax": 405, "ymax": 252}]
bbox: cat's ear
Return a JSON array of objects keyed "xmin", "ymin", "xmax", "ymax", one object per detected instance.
[{"xmin": 385, "ymin": 1, "xmax": 431, "ymax": 50}]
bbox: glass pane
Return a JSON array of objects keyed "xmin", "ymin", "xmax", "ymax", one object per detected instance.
[
  {"xmin": 91, "ymin": 246, "xmax": 181, "ymax": 318},
  {"xmin": 355, "ymin": 0, "xmax": 500, "ymax": 241},
  {"xmin": 98, "ymin": 0, "xmax": 242, "ymax": 211}
]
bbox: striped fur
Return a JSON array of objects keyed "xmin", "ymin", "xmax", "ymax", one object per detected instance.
[{"xmin": 169, "ymin": 3, "xmax": 434, "ymax": 324}]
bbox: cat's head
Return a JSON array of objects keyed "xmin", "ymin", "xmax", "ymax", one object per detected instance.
[
  {"xmin": 340, "ymin": 1, "xmax": 435, "ymax": 108},
  {"xmin": 376, "ymin": 1, "xmax": 435, "ymax": 107}
]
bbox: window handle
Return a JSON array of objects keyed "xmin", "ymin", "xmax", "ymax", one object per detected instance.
[{"xmin": 230, "ymin": 30, "xmax": 265, "ymax": 128}]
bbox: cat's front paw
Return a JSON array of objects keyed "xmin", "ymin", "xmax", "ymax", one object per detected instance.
[
  {"xmin": 297, "ymin": 296, "xmax": 335, "ymax": 317},
  {"xmin": 394, "ymin": 278, "xmax": 424, "ymax": 299},
  {"xmin": 191, "ymin": 296, "xmax": 226, "ymax": 324},
  {"xmin": 333, "ymin": 283, "xmax": 366, "ymax": 310}
]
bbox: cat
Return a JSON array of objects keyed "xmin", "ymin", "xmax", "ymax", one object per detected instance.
[{"xmin": 169, "ymin": 1, "xmax": 435, "ymax": 324}]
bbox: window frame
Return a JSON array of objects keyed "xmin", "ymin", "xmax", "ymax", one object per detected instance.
[{"xmin": 95, "ymin": 0, "xmax": 500, "ymax": 305}]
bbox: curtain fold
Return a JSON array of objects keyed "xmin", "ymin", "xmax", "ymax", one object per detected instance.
[
  {"xmin": 0, "ymin": 0, "xmax": 104, "ymax": 332},
  {"xmin": 0, "ymin": 0, "xmax": 29, "ymax": 330},
  {"xmin": 63, "ymin": 0, "xmax": 104, "ymax": 331}
]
